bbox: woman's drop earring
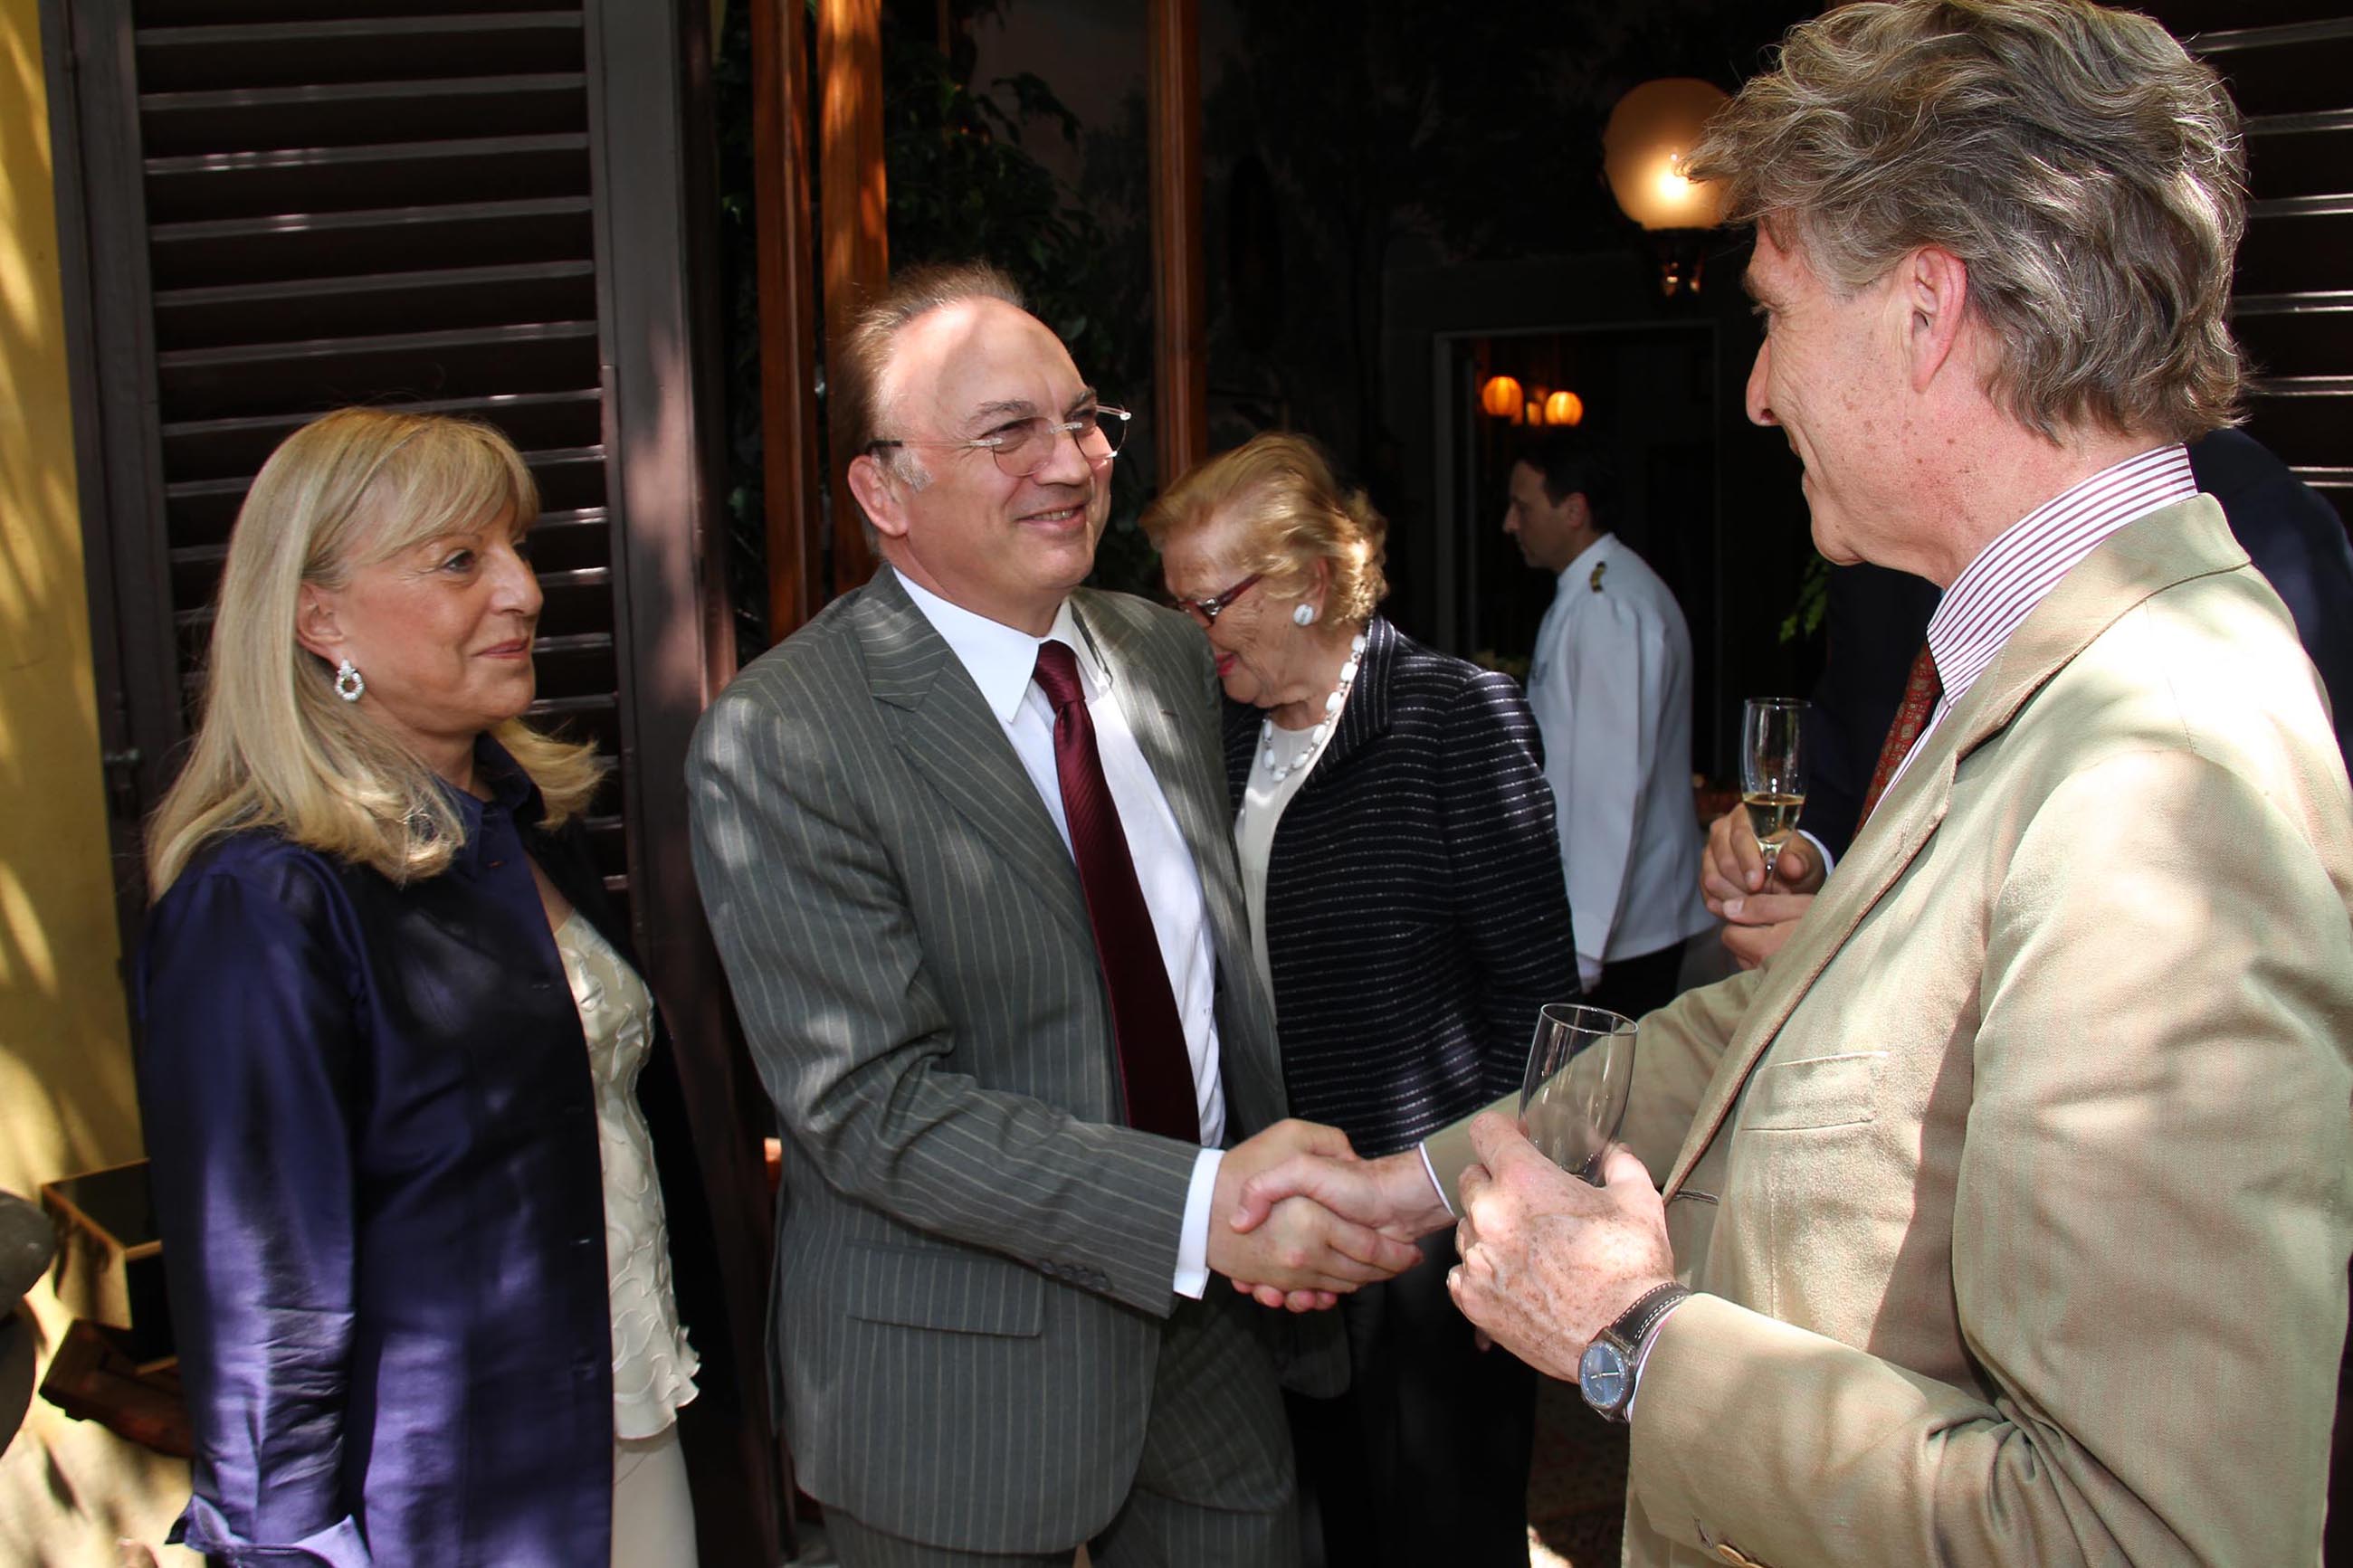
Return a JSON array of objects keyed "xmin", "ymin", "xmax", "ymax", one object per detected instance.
[{"xmin": 335, "ymin": 659, "xmax": 365, "ymax": 702}]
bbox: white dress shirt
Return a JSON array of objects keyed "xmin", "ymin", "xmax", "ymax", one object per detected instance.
[
  {"xmin": 1526, "ymin": 534, "xmax": 1713, "ymax": 987},
  {"xmin": 1881, "ymin": 444, "xmax": 2198, "ymax": 800},
  {"xmin": 898, "ymin": 575, "xmax": 1227, "ymax": 1297}
]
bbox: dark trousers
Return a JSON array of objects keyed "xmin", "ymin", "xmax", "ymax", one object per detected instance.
[
  {"xmin": 1289, "ymin": 1230, "xmax": 1536, "ymax": 1568},
  {"xmin": 1586, "ymin": 938, "xmax": 1689, "ymax": 1024}
]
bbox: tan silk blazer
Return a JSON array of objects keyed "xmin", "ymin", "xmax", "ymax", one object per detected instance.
[{"xmin": 1435, "ymin": 496, "xmax": 2353, "ymax": 1567}]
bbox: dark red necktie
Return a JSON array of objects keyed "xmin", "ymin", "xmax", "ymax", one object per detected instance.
[
  {"xmin": 1032, "ymin": 640, "xmax": 1200, "ymax": 1142},
  {"xmin": 1857, "ymin": 641, "xmax": 1942, "ymax": 826}
]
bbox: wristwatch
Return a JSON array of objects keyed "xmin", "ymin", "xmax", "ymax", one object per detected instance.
[{"xmin": 1579, "ymin": 1281, "xmax": 1692, "ymax": 1423}]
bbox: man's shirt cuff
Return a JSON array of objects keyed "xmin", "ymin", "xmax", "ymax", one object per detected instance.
[
  {"xmin": 1624, "ymin": 1294, "xmax": 1692, "ymax": 1421},
  {"xmin": 1174, "ymin": 1145, "xmax": 1223, "ymax": 1298},
  {"xmin": 1418, "ymin": 1142, "xmax": 1457, "ymax": 1220},
  {"xmin": 1800, "ymin": 829, "xmax": 1836, "ymax": 877}
]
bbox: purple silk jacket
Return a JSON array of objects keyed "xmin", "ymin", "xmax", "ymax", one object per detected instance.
[{"xmin": 136, "ymin": 744, "xmax": 711, "ymax": 1567}]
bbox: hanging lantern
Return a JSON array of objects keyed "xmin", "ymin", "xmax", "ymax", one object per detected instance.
[
  {"xmin": 1544, "ymin": 390, "xmax": 1585, "ymax": 427},
  {"xmin": 1604, "ymin": 79, "xmax": 1732, "ymax": 231},
  {"xmin": 1605, "ymin": 78, "xmax": 1732, "ymax": 297},
  {"xmin": 1479, "ymin": 375, "xmax": 1524, "ymax": 420}
]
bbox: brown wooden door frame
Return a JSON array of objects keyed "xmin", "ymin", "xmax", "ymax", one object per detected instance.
[
  {"xmin": 1148, "ymin": 0, "xmax": 1207, "ymax": 484},
  {"xmin": 752, "ymin": 0, "xmax": 827, "ymax": 635},
  {"xmin": 580, "ymin": 4, "xmax": 786, "ymax": 1560},
  {"xmin": 816, "ymin": 0, "xmax": 885, "ymax": 601}
]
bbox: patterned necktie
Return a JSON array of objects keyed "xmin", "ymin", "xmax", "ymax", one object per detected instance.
[
  {"xmin": 1857, "ymin": 641, "xmax": 1942, "ymax": 826},
  {"xmin": 1032, "ymin": 640, "xmax": 1199, "ymax": 1142}
]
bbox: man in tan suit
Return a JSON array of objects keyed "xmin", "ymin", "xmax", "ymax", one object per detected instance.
[{"xmin": 1229, "ymin": 3, "xmax": 2353, "ymax": 1563}]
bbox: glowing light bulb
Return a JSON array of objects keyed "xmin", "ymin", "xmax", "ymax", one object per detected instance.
[{"xmin": 1604, "ymin": 80, "xmax": 1732, "ymax": 231}]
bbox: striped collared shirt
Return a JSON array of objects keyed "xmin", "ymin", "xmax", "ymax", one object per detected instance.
[{"xmin": 1882, "ymin": 443, "xmax": 2197, "ymax": 799}]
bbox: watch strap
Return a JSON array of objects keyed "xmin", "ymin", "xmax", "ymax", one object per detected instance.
[{"xmin": 1602, "ymin": 1280, "xmax": 1692, "ymax": 1356}]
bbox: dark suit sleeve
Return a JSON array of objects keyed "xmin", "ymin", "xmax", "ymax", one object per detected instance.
[
  {"xmin": 1440, "ymin": 670, "xmax": 1582, "ymax": 1103},
  {"xmin": 1805, "ymin": 565, "xmax": 1940, "ymax": 860},
  {"xmin": 687, "ymin": 681, "xmax": 1200, "ymax": 1317},
  {"xmin": 2220, "ymin": 481, "xmax": 2353, "ymax": 769},
  {"xmin": 138, "ymin": 863, "xmax": 375, "ymax": 1568},
  {"xmin": 2186, "ymin": 430, "xmax": 2353, "ymax": 768}
]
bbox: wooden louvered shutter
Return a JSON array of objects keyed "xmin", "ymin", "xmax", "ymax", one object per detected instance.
[
  {"xmin": 57, "ymin": 2, "xmax": 626, "ymax": 895},
  {"xmin": 42, "ymin": 1, "xmax": 781, "ymax": 1559},
  {"xmin": 2167, "ymin": 5, "xmax": 2353, "ymax": 526}
]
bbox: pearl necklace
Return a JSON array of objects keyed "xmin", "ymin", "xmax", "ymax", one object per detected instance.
[{"xmin": 1259, "ymin": 633, "xmax": 1368, "ymax": 784}]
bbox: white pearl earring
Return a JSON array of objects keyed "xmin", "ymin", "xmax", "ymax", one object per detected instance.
[
  {"xmin": 334, "ymin": 659, "xmax": 365, "ymax": 702},
  {"xmin": 1291, "ymin": 603, "xmax": 1319, "ymax": 627}
]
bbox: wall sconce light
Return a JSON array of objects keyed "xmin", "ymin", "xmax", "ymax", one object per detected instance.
[
  {"xmin": 1478, "ymin": 377, "xmax": 1586, "ymax": 428},
  {"xmin": 1604, "ymin": 77, "xmax": 1731, "ymax": 298}
]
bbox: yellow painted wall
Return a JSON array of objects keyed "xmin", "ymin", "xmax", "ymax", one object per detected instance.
[{"xmin": 0, "ymin": 1, "xmax": 197, "ymax": 1561}]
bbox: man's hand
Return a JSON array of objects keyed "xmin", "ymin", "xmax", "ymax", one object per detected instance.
[
  {"xmin": 1701, "ymin": 803, "xmax": 1825, "ymax": 904},
  {"xmin": 1702, "ymin": 804, "xmax": 1822, "ymax": 969},
  {"xmin": 1217, "ymin": 1145, "xmax": 1455, "ymax": 1310},
  {"xmin": 1232, "ymin": 1146, "xmax": 1455, "ymax": 1242},
  {"xmin": 1719, "ymin": 889, "xmax": 1813, "ymax": 969},
  {"xmin": 1204, "ymin": 1120, "xmax": 1424, "ymax": 1311},
  {"xmin": 1445, "ymin": 1114, "xmax": 1675, "ymax": 1383}
]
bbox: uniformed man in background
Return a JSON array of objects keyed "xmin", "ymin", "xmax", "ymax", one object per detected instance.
[{"xmin": 1502, "ymin": 431, "xmax": 1711, "ymax": 1019}]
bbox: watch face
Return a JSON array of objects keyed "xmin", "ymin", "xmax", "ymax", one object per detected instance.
[{"xmin": 1580, "ymin": 1339, "xmax": 1631, "ymax": 1411}]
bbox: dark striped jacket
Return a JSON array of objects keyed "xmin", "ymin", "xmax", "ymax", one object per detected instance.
[{"xmin": 1222, "ymin": 616, "xmax": 1580, "ymax": 1158}]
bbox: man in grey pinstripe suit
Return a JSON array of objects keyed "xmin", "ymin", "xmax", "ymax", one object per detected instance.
[{"xmin": 687, "ymin": 263, "xmax": 1418, "ymax": 1566}]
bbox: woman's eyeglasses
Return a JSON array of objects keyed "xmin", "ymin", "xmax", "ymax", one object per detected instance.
[{"xmin": 1172, "ymin": 573, "xmax": 1262, "ymax": 626}]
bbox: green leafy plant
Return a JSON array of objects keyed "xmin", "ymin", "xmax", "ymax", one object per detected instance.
[{"xmin": 1779, "ymin": 552, "xmax": 1830, "ymax": 645}]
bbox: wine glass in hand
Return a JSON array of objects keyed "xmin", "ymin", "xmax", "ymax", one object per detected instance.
[
  {"xmin": 1520, "ymin": 1003, "xmax": 1638, "ymax": 1184},
  {"xmin": 1740, "ymin": 697, "xmax": 1809, "ymax": 884}
]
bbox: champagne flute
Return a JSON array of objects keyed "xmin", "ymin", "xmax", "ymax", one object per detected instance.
[
  {"xmin": 1519, "ymin": 1003, "xmax": 1638, "ymax": 1183},
  {"xmin": 1740, "ymin": 697, "xmax": 1809, "ymax": 883}
]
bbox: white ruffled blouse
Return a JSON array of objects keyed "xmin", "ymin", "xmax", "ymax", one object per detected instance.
[{"xmin": 554, "ymin": 911, "xmax": 700, "ymax": 1440}]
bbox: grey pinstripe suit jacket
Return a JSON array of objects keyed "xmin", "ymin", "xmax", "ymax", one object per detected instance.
[{"xmin": 687, "ymin": 566, "xmax": 1327, "ymax": 1552}]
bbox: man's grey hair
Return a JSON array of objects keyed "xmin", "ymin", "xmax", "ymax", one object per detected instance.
[{"xmin": 1689, "ymin": 0, "xmax": 2245, "ymax": 443}]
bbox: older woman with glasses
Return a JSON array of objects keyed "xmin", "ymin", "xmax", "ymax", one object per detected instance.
[
  {"xmin": 1144, "ymin": 432, "xmax": 1577, "ymax": 1567},
  {"xmin": 136, "ymin": 408, "xmax": 726, "ymax": 1567}
]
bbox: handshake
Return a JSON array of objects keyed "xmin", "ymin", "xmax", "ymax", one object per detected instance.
[
  {"xmin": 1205, "ymin": 1113, "xmax": 1680, "ymax": 1392},
  {"xmin": 1204, "ymin": 1118, "xmax": 1457, "ymax": 1312}
]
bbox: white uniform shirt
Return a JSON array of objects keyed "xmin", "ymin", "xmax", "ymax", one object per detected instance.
[
  {"xmin": 1525, "ymin": 534, "xmax": 1713, "ymax": 988},
  {"xmin": 899, "ymin": 575, "xmax": 1226, "ymax": 1299}
]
